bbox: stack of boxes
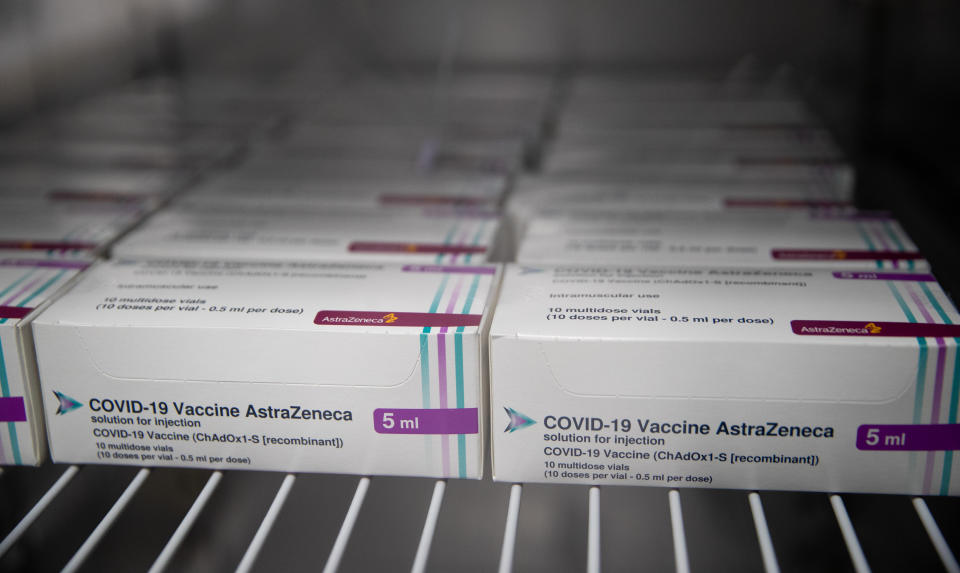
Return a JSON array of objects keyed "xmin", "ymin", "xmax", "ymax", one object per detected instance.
[
  {"xmin": 491, "ymin": 72, "xmax": 960, "ymax": 495},
  {"xmin": 2, "ymin": 65, "xmax": 959, "ymax": 495},
  {"xmin": 20, "ymin": 67, "xmax": 557, "ymax": 479}
]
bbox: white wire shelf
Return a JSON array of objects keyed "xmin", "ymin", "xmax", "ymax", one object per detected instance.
[{"xmin": 0, "ymin": 464, "xmax": 957, "ymax": 572}]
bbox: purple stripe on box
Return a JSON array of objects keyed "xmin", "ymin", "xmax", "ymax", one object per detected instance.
[
  {"xmin": 857, "ymin": 424, "xmax": 960, "ymax": 451},
  {"xmin": 402, "ymin": 264, "xmax": 496, "ymax": 275},
  {"xmin": 47, "ymin": 189, "xmax": 149, "ymax": 203},
  {"xmin": 315, "ymin": 310, "xmax": 482, "ymax": 328},
  {"xmin": 373, "ymin": 408, "xmax": 479, "ymax": 435},
  {"xmin": 791, "ymin": 320, "xmax": 960, "ymax": 337},
  {"xmin": 437, "ymin": 277, "xmax": 464, "ymax": 478},
  {"xmin": 724, "ymin": 198, "xmax": 853, "ymax": 209},
  {"xmin": 0, "ymin": 240, "xmax": 97, "ymax": 251},
  {"xmin": 810, "ymin": 211, "xmax": 894, "ymax": 221},
  {"xmin": 0, "ymin": 397, "xmax": 27, "ymax": 422},
  {"xmin": 0, "ymin": 306, "xmax": 34, "ymax": 320},
  {"xmin": 348, "ymin": 242, "xmax": 487, "ymax": 255},
  {"xmin": 378, "ymin": 194, "xmax": 493, "ymax": 206},
  {"xmin": 2, "ymin": 277, "xmax": 42, "ymax": 306},
  {"xmin": 871, "ymin": 226, "xmax": 899, "ymax": 269},
  {"xmin": 736, "ymin": 157, "xmax": 845, "ymax": 167},
  {"xmin": 904, "ymin": 282, "xmax": 948, "ymax": 494},
  {"xmin": 449, "ymin": 230, "xmax": 470, "ymax": 264},
  {"xmin": 772, "ymin": 249, "xmax": 923, "ymax": 261},
  {"xmin": 832, "ymin": 271, "xmax": 935, "ymax": 282}
]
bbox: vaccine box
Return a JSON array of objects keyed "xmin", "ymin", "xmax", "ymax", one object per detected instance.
[
  {"xmin": 182, "ymin": 172, "xmax": 507, "ymax": 212},
  {"xmin": 0, "ymin": 258, "xmax": 88, "ymax": 465},
  {"xmin": 557, "ymin": 99, "xmax": 817, "ymax": 130},
  {"xmin": 32, "ymin": 260, "xmax": 499, "ymax": 478},
  {"xmin": 0, "ymin": 166, "xmax": 194, "ymax": 200},
  {"xmin": 549, "ymin": 126, "xmax": 838, "ymax": 152},
  {"xmin": 516, "ymin": 211, "xmax": 926, "ymax": 270},
  {"xmin": 112, "ymin": 205, "xmax": 500, "ymax": 265},
  {"xmin": 541, "ymin": 156, "xmax": 853, "ymax": 189},
  {"xmin": 543, "ymin": 138, "xmax": 843, "ymax": 174},
  {"xmin": 505, "ymin": 177, "xmax": 854, "ymax": 253},
  {"xmin": 0, "ymin": 198, "xmax": 149, "ymax": 260},
  {"xmin": 489, "ymin": 264, "xmax": 960, "ymax": 495}
]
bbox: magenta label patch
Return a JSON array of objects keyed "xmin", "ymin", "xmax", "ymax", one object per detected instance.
[
  {"xmin": 724, "ymin": 198, "xmax": 852, "ymax": 208},
  {"xmin": 809, "ymin": 211, "xmax": 893, "ymax": 221},
  {"xmin": 378, "ymin": 194, "xmax": 493, "ymax": 206},
  {"xmin": 373, "ymin": 408, "xmax": 479, "ymax": 434},
  {"xmin": 736, "ymin": 157, "xmax": 844, "ymax": 166},
  {"xmin": 315, "ymin": 310, "xmax": 482, "ymax": 327},
  {"xmin": 47, "ymin": 189, "xmax": 148, "ymax": 203},
  {"xmin": 857, "ymin": 424, "xmax": 960, "ymax": 451},
  {"xmin": 402, "ymin": 264, "xmax": 496, "ymax": 275},
  {"xmin": 348, "ymin": 242, "xmax": 487, "ymax": 255},
  {"xmin": 0, "ymin": 240, "xmax": 97, "ymax": 251},
  {"xmin": 772, "ymin": 249, "xmax": 923, "ymax": 261},
  {"xmin": 832, "ymin": 271, "xmax": 936, "ymax": 282},
  {"xmin": 792, "ymin": 320, "xmax": 960, "ymax": 337},
  {"xmin": 0, "ymin": 397, "xmax": 27, "ymax": 422},
  {"xmin": 0, "ymin": 306, "xmax": 33, "ymax": 320}
]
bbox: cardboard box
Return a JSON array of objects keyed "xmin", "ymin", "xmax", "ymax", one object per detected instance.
[
  {"xmin": 0, "ymin": 198, "xmax": 149, "ymax": 261},
  {"xmin": 182, "ymin": 172, "xmax": 507, "ymax": 213},
  {"xmin": 33, "ymin": 259, "xmax": 500, "ymax": 477},
  {"xmin": 0, "ymin": 166, "xmax": 193, "ymax": 199},
  {"xmin": 516, "ymin": 211, "xmax": 926, "ymax": 270},
  {"xmin": 558, "ymin": 99, "xmax": 817, "ymax": 130},
  {"xmin": 505, "ymin": 177, "xmax": 854, "ymax": 256},
  {"xmin": 113, "ymin": 205, "xmax": 501, "ymax": 265},
  {"xmin": 0, "ymin": 258, "xmax": 89, "ymax": 465},
  {"xmin": 489, "ymin": 264, "xmax": 960, "ymax": 495}
]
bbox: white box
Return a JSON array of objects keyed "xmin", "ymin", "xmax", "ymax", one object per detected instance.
[
  {"xmin": 548, "ymin": 126, "xmax": 840, "ymax": 154},
  {"xmin": 541, "ymin": 157, "xmax": 853, "ymax": 188},
  {"xmin": 0, "ymin": 166, "xmax": 193, "ymax": 199},
  {"xmin": 0, "ymin": 258, "xmax": 88, "ymax": 465},
  {"xmin": 112, "ymin": 205, "xmax": 501, "ymax": 265},
  {"xmin": 0, "ymin": 140, "xmax": 241, "ymax": 171},
  {"xmin": 516, "ymin": 211, "xmax": 926, "ymax": 271},
  {"xmin": 183, "ymin": 171, "xmax": 507, "ymax": 213},
  {"xmin": 33, "ymin": 260, "xmax": 499, "ymax": 477},
  {"xmin": 264, "ymin": 128, "xmax": 528, "ymax": 174},
  {"xmin": 489, "ymin": 264, "xmax": 960, "ymax": 495},
  {"xmin": 506, "ymin": 177, "xmax": 853, "ymax": 248},
  {"xmin": 558, "ymin": 99, "xmax": 817, "ymax": 130},
  {"xmin": 0, "ymin": 198, "xmax": 149, "ymax": 260}
]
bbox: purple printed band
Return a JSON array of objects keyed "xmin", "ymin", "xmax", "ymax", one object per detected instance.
[
  {"xmin": 47, "ymin": 189, "xmax": 150, "ymax": 203},
  {"xmin": 856, "ymin": 424, "xmax": 960, "ymax": 451},
  {"xmin": 736, "ymin": 157, "xmax": 845, "ymax": 166},
  {"xmin": 402, "ymin": 264, "xmax": 496, "ymax": 275},
  {"xmin": 315, "ymin": 310, "xmax": 482, "ymax": 328},
  {"xmin": 373, "ymin": 408, "xmax": 479, "ymax": 434},
  {"xmin": 832, "ymin": 271, "xmax": 936, "ymax": 282},
  {"xmin": 348, "ymin": 242, "xmax": 487, "ymax": 255},
  {"xmin": 0, "ymin": 306, "xmax": 33, "ymax": 320},
  {"xmin": 0, "ymin": 240, "xmax": 97, "ymax": 251},
  {"xmin": 0, "ymin": 258, "xmax": 90, "ymax": 269},
  {"xmin": 772, "ymin": 249, "xmax": 923, "ymax": 261},
  {"xmin": 378, "ymin": 194, "xmax": 494, "ymax": 206},
  {"xmin": 724, "ymin": 198, "xmax": 853, "ymax": 208},
  {"xmin": 809, "ymin": 211, "xmax": 894, "ymax": 221},
  {"xmin": 792, "ymin": 320, "xmax": 960, "ymax": 337},
  {"xmin": 0, "ymin": 397, "xmax": 27, "ymax": 422}
]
